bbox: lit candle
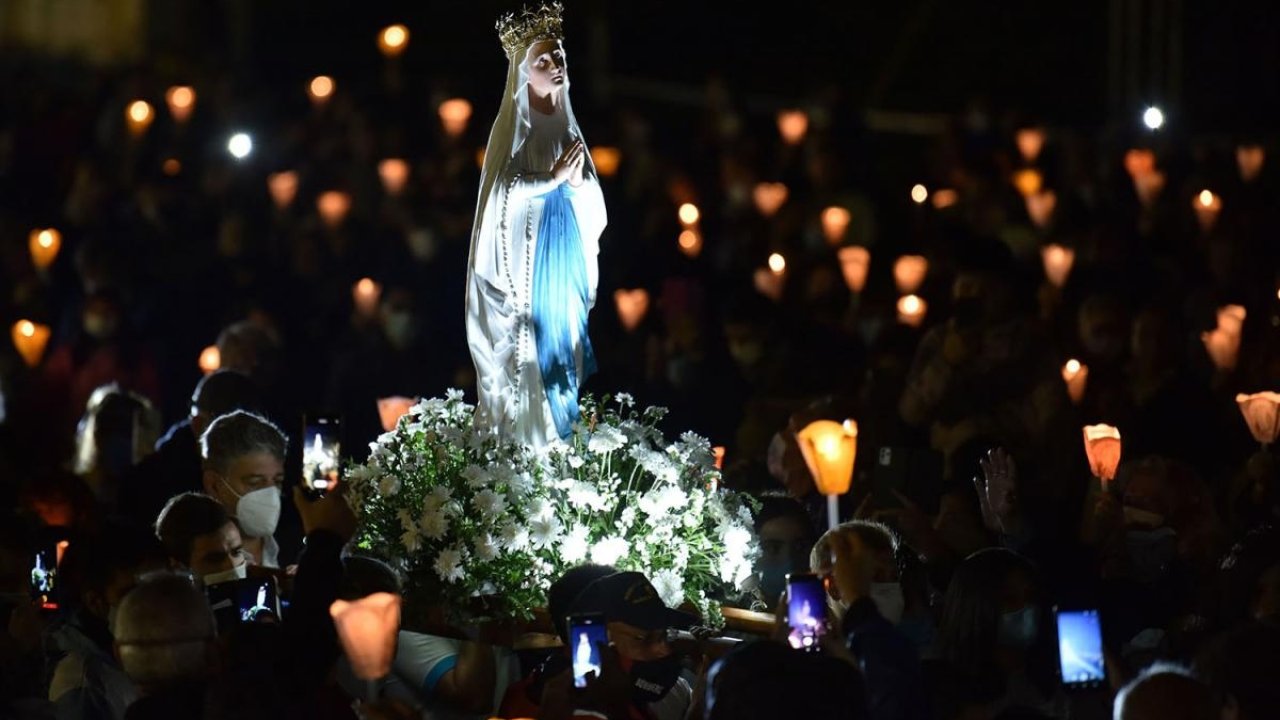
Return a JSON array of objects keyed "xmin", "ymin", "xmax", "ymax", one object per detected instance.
[
  {"xmin": 267, "ymin": 171, "xmax": 299, "ymax": 210},
  {"xmin": 165, "ymin": 86, "xmax": 196, "ymax": 124},
  {"xmin": 1040, "ymin": 243, "xmax": 1075, "ymax": 288},
  {"xmin": 198, "ymin": 345, "xmax": 221, "ymax": 375},
  {"xmin": 613, "ymin": 289, "xmax": 650, "ymax": 332},
  {"xmin": 308, "ymin": 76, "xmax": 335, "ymax": 108},
  {"xmin": 752, "ymin": 182, "xmax": 788, "ymax": 217},
  {"xmin": 378, "ymin": 159, "xmax": 409, "ymax": 196},
  {"xmin": 1025, "ymin": 190, "xmax": 1057, "ymax": 229},
  {"xmin": 712, "ymin": 446, "xmax": 726, "ymax": 471},
  {"xmin": 776, "ymin": 110, "xmax": 809, "ymax": 145},
  {"xmin": 821, "ymin": 206, "xmax": 851, "ymax": 246},
  {"xmin": 376, "ymin": 397, "xmax": 416, "ymax": 432},
  {"xmin": 590, "ymin": 146, "xmax": 621, "ymax": 177},
  {"xmin": 931, "ymin": 188, "xmax": 959, "ymax": 209},
  {"xmin": 378, "ymin": 24, "xmax": 410, "ymax": 57},
  {"xmin": 28, "ymin": 228, "xmax": 61, "ymax": 271},
  {"xmin": 753, "ymin": 255, "xmax": 786, "ymax": 302},
  {"xmin": 677, "ymin": 230, "xmax": 702, "ymax": 259},
  {"xmin": 125, "ymin": 100, "xmax": 154, "ymax": 137},
  {"xmin": 678, "ymin": 203, "xmax": 700, "ymax": 227},
  {"xmin": 317, "ymin": 191, "xmax": 352, "ymax": 229},
  {"xmin": 1082, "ymin": 424, "xmax": 1122, "ymax": 489},
  {"xmin": 896, "ymin": 295, "xmax": 927, "ymax": 327},
  {"xmin": 911, "ymin": 184, "xmax": 928, "ymax": 204},
  {"xmin": 163, "ymin": 158, "xmax": 181, "ymax": 176},
  {"xmin": 1062, "ymin": 359, "xmax": 1088, "ymax": 405},
  {"xmin": 11, "ymin": 320, "xmax": 51, "ymax": 367},
  {"xmin": 893, "ymin": 255, "xmax": 928, "ymax": 294},
  {"xmin": 837, "ymin": 246, "xmax": 870, "ymax": 294},
  {"xmin": 438, "ymin": 99, "xmax": 472, "ymax": 138},
  {"xmin": 1012, "ymin": 168, "xmax": 1042, "ymax": 198},
  {"xmin": 353, "ymin": 278, "xmax": 383, "ymax": 317},
  {"xmin": 1015, "ymin": 127, "xmax": 1046, "ymax": 163},
  {"xmin": 1193, "ymin": 189, "xmax": 1222, "ymax": 234},
  {"xmin": 1235, "ymin": 392, "xmax": 1280, "ymax": 449},
  {"xmin": 1237, "ymin": 144, "xmax": 1265, "ymax": 183}
]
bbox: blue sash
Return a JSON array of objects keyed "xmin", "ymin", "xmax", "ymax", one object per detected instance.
[{"xmin": 531, "ymin": 184, "xmax": 596, "ymax": 439}]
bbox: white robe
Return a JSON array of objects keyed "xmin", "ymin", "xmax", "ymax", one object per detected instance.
[{"xmin": 465, "ymin": 86, "xmax": 606, "ymax": 449}]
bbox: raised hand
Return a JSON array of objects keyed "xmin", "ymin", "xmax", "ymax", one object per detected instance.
[
  {"xmin": 552, "ymin": 139, "xmax": 586, "ymax": 185},
  {"xmin": 975, "ymin": 447, "xmax": 1020, "ymax": 534}
]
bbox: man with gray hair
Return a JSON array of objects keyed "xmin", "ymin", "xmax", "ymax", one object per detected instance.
[
  {"xmin": 113, "ymin": 572, "xmax": 218, "ymax": 718},
  {"xmin": 200, "ymin": 410, "xmax": 287, "ymax": 568},
  {"xmin": 1113, "ymin": 662, "xmax": 1226, "ymax": 720}
]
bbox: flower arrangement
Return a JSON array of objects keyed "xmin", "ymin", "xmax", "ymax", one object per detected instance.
[{"xmin": 345, "ymin": 390, "xmax": 758, "ymax": 626}]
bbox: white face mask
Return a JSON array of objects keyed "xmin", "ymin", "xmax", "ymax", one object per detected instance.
[
  {"xmin": 870, "ymin": 582, "xmax": 906, "ymax": 625},
  {"xmin": 222, "ymin": 480, "xmax": 281, "ymax": 538},
  {"xmin": 203, "ymin": 561, "xmax": 249, "ymax": 587}
]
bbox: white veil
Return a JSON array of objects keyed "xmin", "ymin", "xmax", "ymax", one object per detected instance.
[{"xmin": 467, "ymin": 40, "xmax": 596, "ymax": 293}]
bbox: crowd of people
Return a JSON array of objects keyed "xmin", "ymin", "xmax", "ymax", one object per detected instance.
[{"xmin": 1, "ymin": 18, "xmax": 1278, "ymax": 719}]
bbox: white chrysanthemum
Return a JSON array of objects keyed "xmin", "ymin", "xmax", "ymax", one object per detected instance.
[
  {"xmin": 529, "ymin": 514, "xmax": 562, "ymax": 550},
  {"xmin": 419, "ymin": 510, "xmax": 450, "ymax": 540},
  {"xmin": 651, "ymin": 569, "xmax": 684, "ymax": 608},
  {"xmin": 720, "ymin": 525, "xmax": 754, "ymax": 583},
  {"xmin": 378, "ymin": 474, "xmax": 401, "ymax": 497},
  {"xmin": 615, "ymin": 392, "xmax": 634, "ymax": 408},
  {"xmin": 638, "ymin": 485, "xmax": 688, "ymax": 518},
  {"xmin": 400, "ymin": 528, "xmax": 422, "ymax": 553},
  {"xmin": 567, "ymin": 481, "xmax": 611, "ymax": 512},
  {"xmin": 560, "ymin": 525, "xmax": 590, "ymax": 564},
  {"xmin": 346, "ymin": 464, "xmax": 373, "ymax": 484},
  {"xmin": 507, "ymin": 471, "xmax": 534, "ymax": 499},
  {"xmin": 445, "ymin": 388, "xmax": 465, "ymax": 402},
  {"xmin": 591, "ymin": 536, "xmax": 629, "ymax": 566},
  {"xmin": 462, "ymin": 464, "xmax": 490, "ymax": 488},
  {"xmin": 473, "ymin": 489, "xmax": 508, "ymax": 519},
  {"xmin": 530, "ymin": 498, "xmax": 555, "ymax": 521},
  {"xmin": 566, "ymin": 454, "xmax": 585, "ymax": 469},
  {"xmin": 434, "ymin": 547, "xmax": 465, "ymax": 583},
  {"xmin": 424, "ymin": 486, "xmax": 452, "ymax": 514},
  {"xmin": 587, "ymin": 425, "xmax": 627, "ymax": 454},
  {"xmin": 672, "ymin": 543, "xmax": 691, "ymax": 573},
  {"xmin": 473, "ymin": 534, "xmax": 500, "ymax": 562},
  {"xmin": 499, "ymin": 522, "xmax": 530, "ymax": 552},
  {"xmin": 619, "ymin": 507, "xmax": 637, "ymax": 529}
]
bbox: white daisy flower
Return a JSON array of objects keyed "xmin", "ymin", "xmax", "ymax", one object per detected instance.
[
  {"xmin": 529, "ymin": 514, "xmax": 562, "ymax": 550},
  {"xmin": 651, "ymin": 569, "xmax": 684, "ymax": 608},
  {"xmin": 473, "ymin": 534, "xmax": 500, "ymax": 562}
]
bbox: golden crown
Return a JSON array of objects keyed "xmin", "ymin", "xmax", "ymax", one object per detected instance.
[{"xmin": 496, "ymin": 2, "xmax": 564, "ymax": 58}]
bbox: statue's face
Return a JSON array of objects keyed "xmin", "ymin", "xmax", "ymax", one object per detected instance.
[{"xmin": 526, "ymin": 40, "xmax": 566, "ymax": 98}]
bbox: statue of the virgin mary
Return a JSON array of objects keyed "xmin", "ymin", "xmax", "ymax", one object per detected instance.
[{"xmin": 465, "ymin": 2, "xmax": 607, "ymax": 448}]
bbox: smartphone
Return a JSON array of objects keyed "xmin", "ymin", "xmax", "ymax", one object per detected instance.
[
  {"xmin": 567, "ymin": 612, "xmax": 608, "ymax": 688},
  {"xmin": 872, "ymin": 446, "xmax": 944, "ymax": 514},
  {"xmin": 301, "ymin": 413, "xmax": 342, "ymax": 496},
  {"xmin": 785, "ymin": 573, "xmax": 828, "ymax": 652},
  {"xmin": 207, "ymin": 576, "xmax": 282, "ymax": 628},
  {"xmin": 29, "ymin": 544, "xmax": 60, "ymax": 611},
  {"xmin": 1054, "ymin": 607, "xmax": 1106, "ymax": 689}
]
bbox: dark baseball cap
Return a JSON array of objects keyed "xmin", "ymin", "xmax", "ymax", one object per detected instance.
[{"xmin": 569, "ymin": 571, "xmax": 698, "ymax": 632}]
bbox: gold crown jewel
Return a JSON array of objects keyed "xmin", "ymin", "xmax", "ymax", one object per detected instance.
[{"xmin": 497, "ymin": 2, "xmax": 564, "ymax": 58}]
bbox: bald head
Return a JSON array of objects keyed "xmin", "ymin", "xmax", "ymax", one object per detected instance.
[
  {"xmin": 114, "ymin": 572, "xmax": 218, "ymax": 688},
  {"xmin": 1115, "ymin": 664, "xmax": 1220, "ymax": 720}
]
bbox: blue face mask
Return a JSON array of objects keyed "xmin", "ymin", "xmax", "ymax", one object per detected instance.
[{"xmin": 998, "ymin": 606, "xmax": 1039, "ymax": 649}]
